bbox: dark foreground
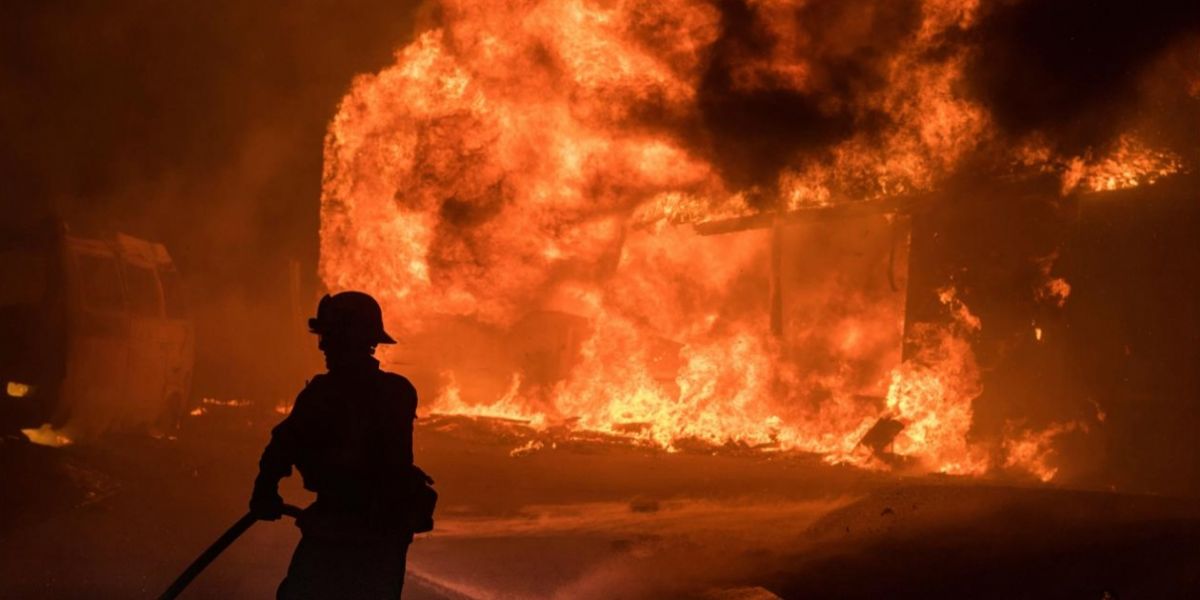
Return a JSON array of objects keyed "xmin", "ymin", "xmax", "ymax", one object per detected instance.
[{"xmin": 2, "ymin": 409, "xmax": 1198, "ymax": 599}]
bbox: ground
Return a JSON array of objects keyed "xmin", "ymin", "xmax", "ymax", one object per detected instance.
[{"xmin": 1, "ymin": 406, "xmax": 1198, "ymax": 599}]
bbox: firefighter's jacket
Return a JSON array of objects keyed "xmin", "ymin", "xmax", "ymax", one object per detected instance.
[{"xmin": 257, "ymin": 356, "xmax": 417, "ymax": 540}]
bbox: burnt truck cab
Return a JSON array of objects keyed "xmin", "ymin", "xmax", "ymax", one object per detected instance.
[{"xmin": 0, "ymin": 220, "xmax": 194, "ymax": 437}]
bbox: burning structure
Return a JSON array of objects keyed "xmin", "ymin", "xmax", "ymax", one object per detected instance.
[{"xmin": 314, "ymin": 0, "xmax": 1199, "ymax": 491}]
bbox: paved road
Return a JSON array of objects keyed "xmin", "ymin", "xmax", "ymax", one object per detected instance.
[
  {"xmin": 0, "ymin": 410, "xmax": 860, "ymax": 598},
  {"xmin": 3, "ymin": 408, "xmax": 1200, "ymax": 598}
]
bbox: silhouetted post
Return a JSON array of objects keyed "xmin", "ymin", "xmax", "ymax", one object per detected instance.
[{"xmin": 769, "ymin": 220, "xmax": 784, "ymax": 337}]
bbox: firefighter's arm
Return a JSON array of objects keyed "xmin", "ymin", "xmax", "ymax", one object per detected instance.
[
  {"xmin": 394, "ymin": 376, "xmax": 417, "ymax": 466},
  {"xmin": 251, "ymin": 383, "xmax": 317, "ymax": 519}
]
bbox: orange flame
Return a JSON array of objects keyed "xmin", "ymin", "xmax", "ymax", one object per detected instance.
[
  {"xmin": 1003, "ymin": 421, "xmax": 1083, "ymax": 482},
  {"xmin": 1035, "ymin": 252, "xmax": 1071, "ymax": 308},
  {"xmin": 1018, "ymin": 134, "xmax": 1183, "ymax": 195},
  {"xmin": 316, "ymin": 0, "xmax": 1132, "ymax": 478},
  {"xmin": 883, "ymin": 288, "xmax": 987, "ymax": 474},
  {"xmin": 1062, "ymin": 135, "xmax": 1183, "ymax": 194}
]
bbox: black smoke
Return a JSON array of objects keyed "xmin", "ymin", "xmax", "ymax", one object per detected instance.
[
  {"xmin": 686, "ymin": 0, "xmax": 1200, "ymax": 196},
  {"xmin": 695, "ymin": 0, "xmax": 923, "ymax": 199},
  {"xmin": 967, "ymin": 0, "xmax": 1200, "ymax": 154}
]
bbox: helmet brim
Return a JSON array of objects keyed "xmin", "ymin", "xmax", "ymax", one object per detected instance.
[{"xmin": 309, "ymin": 317, "xmax": 397, "ymax": 345}]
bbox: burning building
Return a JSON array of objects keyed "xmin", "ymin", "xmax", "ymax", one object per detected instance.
[{"xmin": 314, "ymin": 0, "xmax": 1200, "ymax": 491}]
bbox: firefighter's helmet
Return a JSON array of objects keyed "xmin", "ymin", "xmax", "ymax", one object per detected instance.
[{"xmin": 308, "ymin": 291, "xmax": 396, "ymax": 345}]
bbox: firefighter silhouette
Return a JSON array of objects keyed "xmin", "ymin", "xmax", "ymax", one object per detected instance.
[{"xmin": 251, "ymin": 291, "xmax": 432, "ymax": 599}]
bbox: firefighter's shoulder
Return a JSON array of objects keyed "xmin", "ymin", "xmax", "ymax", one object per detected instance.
[
  {"xmin": 378, "ymin": 371, "xmax": 416, "ymax": 395},
  {"xmin": 378, "ymin": 371, "xmax": 418, "ymax": 412},
  {"xmin": 295, "ymin": 374, "xmax": 337, "ymax": 404},
  {"xmin": 301, "ymin": 373, "xmax": 333, "ymax": 391}
]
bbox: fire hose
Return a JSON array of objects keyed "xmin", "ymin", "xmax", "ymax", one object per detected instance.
[{"xmin": 158, "ymin": 503, "xmax": 304, "ymax": 600}]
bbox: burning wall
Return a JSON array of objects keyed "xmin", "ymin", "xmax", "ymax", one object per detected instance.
[{"xmin": 317, "ymin": 0, "xmax": 1199, "ymax": 480}]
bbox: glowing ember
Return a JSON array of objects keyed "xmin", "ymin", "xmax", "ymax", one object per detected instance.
[
  {"xmin": 1039, "ymin": 278, "xmax": 1071, "ymax": 307},
  {"xmin": 508, "ymin": 439, "xmax": 546, "ymax": 458},
  {"xmin": 1035, "ymin": 252, "xmax": 1071, "ymax": 308},
  {"xmin": 200, "ymin": 397, "xmax": 251, "ymax": 407},
  {"xmin": 21, "ymin": 424, "xmax": 72, "ymax": 448},
  {"xmin": 6, "ymin": 381, "xmax": 34, "ymax": 398}
]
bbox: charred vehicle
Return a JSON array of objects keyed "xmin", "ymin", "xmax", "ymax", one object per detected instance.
[{"xmin": 0, "ymin": 220, "xmax": 193, "ymax": 437}]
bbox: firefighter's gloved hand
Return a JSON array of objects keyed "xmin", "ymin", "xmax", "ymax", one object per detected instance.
[{"xmin": 250, "ymin": 482, "xmax": 284, "ymax": 521}]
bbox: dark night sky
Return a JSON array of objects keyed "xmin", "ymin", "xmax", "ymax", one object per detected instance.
[{"xmin": 0, "ymin": 0, "xmax": 417, "ymax": 269}]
